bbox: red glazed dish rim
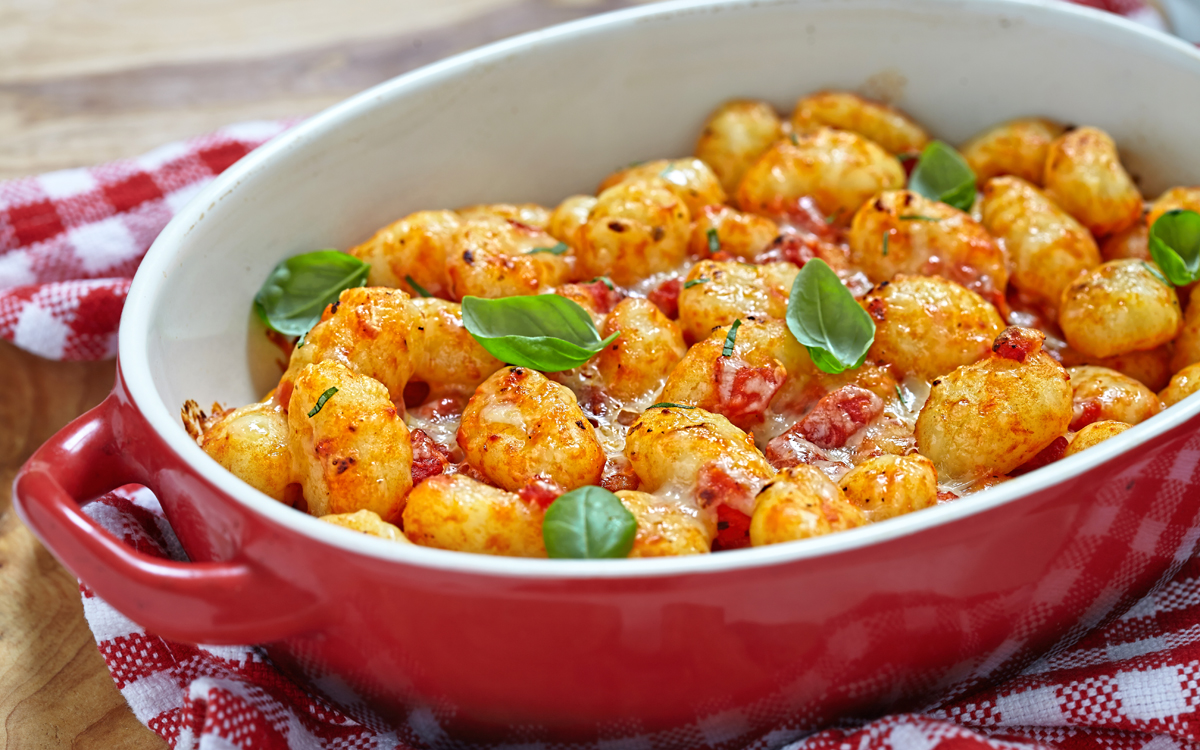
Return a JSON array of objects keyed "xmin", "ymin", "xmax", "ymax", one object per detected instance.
[{"xmin": 118, "ymin": 0, "xmax": 1200, "ymax": 579}]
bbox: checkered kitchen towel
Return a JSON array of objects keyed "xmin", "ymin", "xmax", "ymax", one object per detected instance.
[
  {"xmin": 0, "ymin": 120, "xmax": 297, "ymax": 360},
  {"xmin": 83, "ymin": 483, "xmax": 1200, "ymax": 750}
]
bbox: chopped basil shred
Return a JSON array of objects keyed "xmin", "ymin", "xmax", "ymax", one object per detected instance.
[
  {"xmin": 404, "ymin": 275, "xmax": 432, "ymax": 298},
  {"xmin": 908, "ymin": 140, "xmax": 976, "ymax": 212},
  {"xmin": 542, "ymin": 486, "xmax": 637, "ymax": 559},
  {"xmin": 1148, "ymin": 209, "xmax": 1200, "ymax": 286},
  {"xmin": 722, "ymin": 318, "xmax": 742, "ymax": 357},
  {"xmin": 894, "ymin": 384, "xmax": 907, "ymax": 408},
  {"xmin": 790, "ymin": 132, "xmax": 800, "ymax": 146},
  {"xmin": 307, "ymin": 387, "xmax": 338, "ymax": 418},
  {"xmin": 786, "ymin": 259, "xmax": 875, "ymax": 374},
  {"xmin": 589, "ymin": 276, "xmax": 615, "ymax": 290},
  {"xmin": 684, "ymin": 277, "xmax": 709, "ymax": 289},
  {"xmin": 461, "ymin": 295, "xmax": 619, "ymax": 372},
  {"xmin": 1142, "ymin": 261, "xmax": 1171, "ymax": 288},
  {"xmin": 707, "ymin": 227, "xmax": 720, "ymax": 254},
  {"xmin": 648, "ymin": 402, "xmax": 695, "ymax": 410},
  {"xmin": 253, "ymin": 251, "xmax": 370, "ymax": 337},
  {"xmin": 882, "ymin": 232, "xmax": 890, "ymax": 257},
  {"xmin": 898, "ymin": 215, "xmax": 939, "ymax": 222},
  {"xmin": 527, "ymin": 242, "xmax": 569, "ymax": 255}
]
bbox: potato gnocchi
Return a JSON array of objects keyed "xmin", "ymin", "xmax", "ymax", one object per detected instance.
[{"xmin": 185, "ymin": 91, "xmax": 1199, "ymax": 558}]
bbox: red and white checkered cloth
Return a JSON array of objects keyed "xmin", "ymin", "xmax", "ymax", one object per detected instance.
[
  {"xmin": 10, "ymin": 1, "xmax": 1193, "ymax": 748},
  {"xmin": 0, "ymin": 120, "xmax": 299, "ymax": 360},
  {"xmin": 84, "ymin": 484, "xmax": 1200, "ymax": 750}
]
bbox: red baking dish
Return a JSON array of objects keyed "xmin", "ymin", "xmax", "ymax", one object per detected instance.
[{"xmin": 13, "ymin": 0, "xmax": 1200, "ymax": 745}]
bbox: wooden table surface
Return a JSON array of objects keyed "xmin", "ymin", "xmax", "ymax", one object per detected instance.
[{"xmin": 0, "ymin": 1, "xmax": 653, "ymax": 746}]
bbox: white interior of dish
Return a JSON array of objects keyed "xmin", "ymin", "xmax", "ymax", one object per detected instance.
[{"xmin": 122, "ymin": 0, "xmax": 1200, "ymax": 577}]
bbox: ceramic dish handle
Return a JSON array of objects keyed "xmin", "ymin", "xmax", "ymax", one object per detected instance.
[{"xmin": 13, "ymin": 392, "xmax": 324, "ymax": 645}]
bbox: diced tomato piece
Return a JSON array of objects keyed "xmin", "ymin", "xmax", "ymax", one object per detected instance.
[
  {"xmin": 1071, "ymin": 399, "xmax": 1103, "ymax": 431},
  {"xmin": 794, "ymin": 385, "xmax": 883, "ymax": 449},
  {"xmin": 518, "ymin": 475, "xmax": 566, "ymax": 509},
  {"xmin": 1010, "ymin": 436, "xmax": 1069, "ymax": 476},
  {"xmin": 697, "ymin": 462, "xmax": 756, "ymax": 516},
  {"xmin": 712, "ymin": 505, "xmax": 752, "ymax": 552},
  {"xmin": 410, "ymin": 429, "xmax": 452, "ymax": 485},
  {"xmin": 647, "ymin": 278, "xmax": 682, "ymax": 319},
  {"xmin": 714, "ymin": 356, "xmax": 786, "ymax": 424},
  {"xmin": 992, "ymin": 326, "xmax": 1045, "ymax": 362}
]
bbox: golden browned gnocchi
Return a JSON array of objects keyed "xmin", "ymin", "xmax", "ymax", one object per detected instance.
[
  {"xmin": 660, "ymin": 318, "xmax": 818, "ymax": 428},
  {"xmin": 1065, "ymin": 421, "xmax": 1131, "ymax": 457},
  {"xmin": 1067, "ymin": 365, "xmax": 1161, "ymax": 428},
  {"xmin": 861, "ymin": 275, "xmax": 1005, "ymax": 380},
  {"xmin": 281, "ymin": 286, "xmax": 416, "ymax": 405},
  {"xmin": 578, "ymin": 178, "xmax": 691, "ymax": 285},
  {"xmin": 407, "ymin": 298, "xmax": 504, "ymax": 395},
  {"xmin": 1148, "ymin": 186, "xmax": 1200, "ymax": 227},
  {"xmin": 456, "ymin": 202, "xmax": 552, "ymax": 230},
  {"xmin": 838, "ymin": 454, "xmax": 938, "ymax": 522},
  {"xmin": 915, "ymin": 328, "xmax": 1073, "ymax": 481},
  {"xmin": 320, "ymin": 509, "xmax": 410, "ymax": 543},
  {"xmin": 402, "ymin": 474, "xmax": 546, "ymax": 557},
  {"xmin": 676, "ymin": 260, "xmax": 798, "ymax": 344},
  {"xmin": 625, "ymin": 405, "xmax": 773, "ymax": 516},
  {"xmin": 848, "ymin": 190, "xmax": 1007, "ymax": 296},
  {"xmin": 694, "ymin": 100, "xmax": 785, "ymax": 194},
  {"xmin": 617, "ymin": 491, "xmax": 713, "ymax": 557},
  {"xmin": 349, "ymin": 209, "xmax": 460, "ymax": 299},
  {"xmin": 288, "ymin": 360, "xmax": 413, "ymax": 523},
  {"xmin": 458, "ymin": 366, "xmax": 605, "ymax": 492},
  {"xmin": 750, "ymin": 465, "xmax": 865, "ymax": 546},
  {"xmin": 598, "ymin": 158, "xmax": 726, "ymax": 218},
  {"xmin": 446, "ymin": 215, "xmax": 576, "ymax": 299},
  {"xmin": 689, "ymin": 205, "xmax": 780, "ymax": 261},
  {"xmin": 547, "ymin": 195, "xmax": 597, "ymax": 247},
  {"xmin": 199, "ymin": 401, "xmax": 294, "ymax": 502},
  {"xmin": 980, "ymin": 176, "xmax": 1101, "ymax": 312},
  {"xmin": 596, "ymin": 298, "xmax": 687, "ymax": 402},
  {"xmin": 1058, "ymin": 260, "xmax": 1181, "ymax": 359},
  {"xmin": 206, "ymin": 93, "xmax": 1198, "ymax": 560},
  {"xmin": 959, "ymin": 118, "xmax": 1065, "ymax": 186},
  {"xmin": 1161, "ymin": 362, "xmax": 1200, "ymax": 407},
  {"xmin": 789, "ymin": 91, "xmax": 930, "ymax": 155},
  {"xmin": 1043, "ymin": 127, "xmax": 1143, "ymax": 237},
  {"xmin": 736, "ymin": 128, "xmax": 905, "ymax": 223}
]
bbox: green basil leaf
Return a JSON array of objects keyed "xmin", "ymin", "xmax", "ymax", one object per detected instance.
[
  {"xmin": 898, "ymin": 215, "xmax": 939, "ymax": 222},
  {"xmin": 253, "ymin": 251, "xmax": 370, "ymax": 337},
  {"xmin": 683, "ymin": 277, "xmax": 709, "ymax": 289},
  {"xmin": 882, "ymin": 232, "xmax": 890, "ymax": 257},
  {"xmin": 722, "ymin": 318, "xmax": 741, "ymax": 357},
  {"xmin": 647, "ymin": 402, "xmax": 695, "ymax": 409},
  {"xmin": 1149, "ymin": 210, "xmax": 1200, "ymax": 286},
  {"xmin": 404, "ymin": 275, "xmax": 432, "ymax": 298},
  {"xmin": 307, "ymin": 386, "xmax": 338, "ymax": 418},
  {"xmin": 543, "ymin": 486, "xmax": 637, "ymax": 559},
  {"xmin": 527, "ymin": 242, "xmax": 569, "ymax": 256},
  {"xmin": 786, "ymin": 259, "xmax": 875, "ymax": 374},
  {"xmin": 909, "ymin": 140, "xmax": 976, "ymax": 212},
  {"xmin": 461, "ymin": 295, "xmax": 620, "ymax": 372},
  {"xmin": 707, "ymin": 228, "xmax": 720, "ymax": 254},
  {"xmin": 588, "ymin": 276, "xmax": 615, "ymax": 290}
]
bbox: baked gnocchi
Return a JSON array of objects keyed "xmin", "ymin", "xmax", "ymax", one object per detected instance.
[{"xmin": 185, "ymin": 91, "xmax": 1200, "ymax": 559}]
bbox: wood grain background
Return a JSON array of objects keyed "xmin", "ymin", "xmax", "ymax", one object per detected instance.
[{"xmin": 0, "ymin": 1, "xmax": 656, "ymax": 747}]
